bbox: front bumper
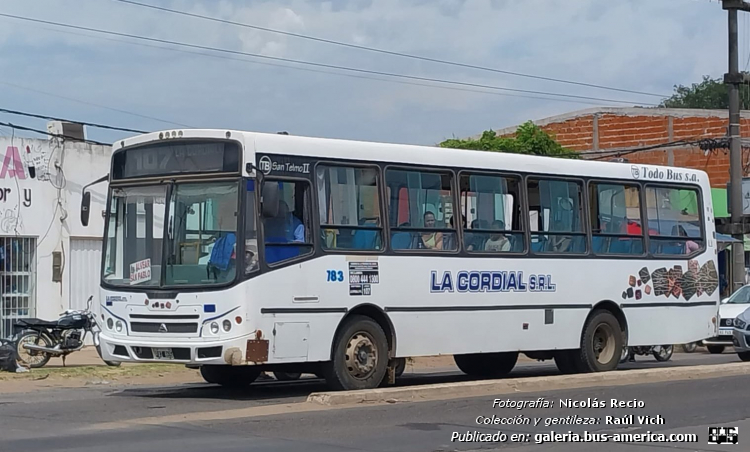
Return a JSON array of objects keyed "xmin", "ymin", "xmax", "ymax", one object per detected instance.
[
  {"xmin": 701, "ymin": 327, "xmax": 734, "ymax": 346},
  {"xmin": 97, "ymin": 332, "xmax": 261, "ymax": 366}
]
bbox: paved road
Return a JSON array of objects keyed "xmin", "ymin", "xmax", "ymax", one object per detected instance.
[{"xmin": 0, "ymin": 351, "xmax": 743, "ymax": 451}]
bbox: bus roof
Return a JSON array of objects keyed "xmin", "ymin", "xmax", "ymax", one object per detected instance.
[{"xmin": 118, "ymin": 128, "xmax": 711, "ymax": 190}]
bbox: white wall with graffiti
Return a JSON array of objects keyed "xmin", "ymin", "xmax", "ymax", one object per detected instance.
[{"xmin": 0, "ymin": 135, "xmax": 109, "ymax": 337}]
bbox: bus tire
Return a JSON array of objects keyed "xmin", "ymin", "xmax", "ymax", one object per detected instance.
[
  {"xmin": 554, "ymin": 350, "xmax": 581, "ymax": 374},
  {"xmin": 324, "ymin": 315, "xmax": 389, "ymax": 391},
  {"xmin": 707, "ymin": 345, "xmax": 725, "ymax": 354},
  {"xmin": 200, "ymin": 365, "xmax": 261, "ymax": 387},
  {"xmin": 578, "ymin": 310, "xmax": 623, "ymax": 373},
  {"xmin": 453, "ymin": 352, "xmax": 518, "ymax": 378}
]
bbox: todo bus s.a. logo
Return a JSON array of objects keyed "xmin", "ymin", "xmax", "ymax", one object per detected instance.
[{"xmin": 258, "ymin": 156, "xmax": 272, "ymax": 174}]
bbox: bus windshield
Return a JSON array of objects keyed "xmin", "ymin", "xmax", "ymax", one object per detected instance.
[{"xmin": 103, "ymin": 180, "xmax": 240, "ymax": 288}]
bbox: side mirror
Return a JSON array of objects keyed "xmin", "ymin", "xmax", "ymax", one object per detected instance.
[
  {"xmin": 721, "ymin": 298, "xmax": 729, "ymax": 304},
  {"xmin": 81, "ymin": 191, "xmax": 91, "ymax": 227},
  {"xmin": 261, "ymin": 181, "xmax": 279, "ymax": 218}
]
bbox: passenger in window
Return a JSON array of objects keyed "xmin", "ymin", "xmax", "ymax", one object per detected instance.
[
  {"xmin": 675, "ymin": 225, "xmax": 700, "ymax": 253},
  {"xmin": 420, "ymin": 211, "xmax": 443, "ymax": 250},
  {"xmin": 279, "ymin": 201, "xmax": 305, "ymax": 243},
  {"xmin": 484, "ymin": 220, "xmax": 511, "ymax": 252}
]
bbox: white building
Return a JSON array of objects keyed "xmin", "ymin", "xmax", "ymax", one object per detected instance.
[{"xmin": 0, "ymin": 123, "xmax": 110, "ymax": 338}]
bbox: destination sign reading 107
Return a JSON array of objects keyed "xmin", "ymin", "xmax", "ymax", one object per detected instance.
[{"xmin": 114, "ymin": 141, "xmax": 240, "ymax": 179}]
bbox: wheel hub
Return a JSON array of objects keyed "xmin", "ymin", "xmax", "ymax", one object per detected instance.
[
  {"xmin": 593, "ymin": 324, "xmax": 615, "ymax": 364},
  {"xmin": 345, "ymin": 332, "xmax": 377, "ymax": 379}
]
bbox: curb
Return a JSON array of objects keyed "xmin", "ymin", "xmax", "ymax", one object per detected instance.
[{"xmin": 306, "ymin": 362, "xmax": 750, "ymax": 407}]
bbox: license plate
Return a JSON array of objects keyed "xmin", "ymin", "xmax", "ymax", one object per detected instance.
[
  {"xmin": 154, "ymin": 348, "xmax": 174, "ymax": 359},
  {"xmin": 719, "ymin": 329, "xmax": 734, "ymax": 336}
]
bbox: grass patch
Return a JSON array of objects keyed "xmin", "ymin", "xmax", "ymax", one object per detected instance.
[{"xmin": 0, "ymin": 363, "xmax": 197, "ymax": 381}]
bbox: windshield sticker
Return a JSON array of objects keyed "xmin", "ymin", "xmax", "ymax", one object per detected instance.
[
  {"xmin": 129, "ymin": 258, "xmax": 152, "ymax": 285},
  {"xmin": 621, "ymin": 261, "xmax": 717, "ymax": 301},
  {"xmin": 349, "ymin": 261, "xmax": 379, "ymax": 296},
  {"xmin": 430, "ymin": 271, "xmax": 556, "ymax": 293}
]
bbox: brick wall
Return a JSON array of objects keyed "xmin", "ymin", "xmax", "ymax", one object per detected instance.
[{"xmin": 498, "ymin": 110, "xmax": 750, "ymax": 188}]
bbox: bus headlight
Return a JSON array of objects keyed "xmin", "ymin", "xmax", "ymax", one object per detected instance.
[
  {"xmin": 210, "ymin": 322, "xmax": 219, "ymax": 334},
  {"xmin": 107, "ymin": 318, "xmax": 113, "ymax": 330},
  {"xmin": 115, "ymin": 321, "xmax": 123, "ymax": 332},
  {"xmin": 222, "ymin": 319, "xmax": 231, "ymax": 332}
]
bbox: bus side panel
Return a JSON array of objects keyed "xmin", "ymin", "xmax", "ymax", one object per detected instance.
[
  {"xmin": 389, "ymin": 309, "xmax": 586, "ymax": 356},
  {"xmin": 251, "ymin": 253, "xmax": 719, "ymax": 362},
  {"xmin": 623, "ymin": 304, "xmax": 717, "ymax": 346}
]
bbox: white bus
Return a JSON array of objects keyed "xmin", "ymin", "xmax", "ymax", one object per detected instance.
[{"xmin": 80, "ymin": 129, "xmax": 720, "ymax": 391}]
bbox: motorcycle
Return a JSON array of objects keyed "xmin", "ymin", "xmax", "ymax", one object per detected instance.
[
  {"xmin": 620, "ymin": 344, "xmax": 674, "ymax": 363},
  {"xmin": 13, "ymin": 295, "xmax": 120, "ymax": 368}
]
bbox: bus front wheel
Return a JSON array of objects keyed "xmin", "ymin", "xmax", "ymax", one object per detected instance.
[
  {"xmin": 324, "ymin": 315, "xmax": 389, "ymax": 391},
  {"xmin": 454, "ymin": 352, "xmax": 518, "ymax": 378},
  {"xmin": 578, "ymin": 309, "xmax": 623, "ymax": 373},
  {"xmin": 200, "ymin": 365, "xmax": 261, "ymax": 387}
]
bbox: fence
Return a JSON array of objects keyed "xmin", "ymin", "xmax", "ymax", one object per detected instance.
[{"xmin": 0, "ymin": 237, "xmax": 36, "ymax": 339}]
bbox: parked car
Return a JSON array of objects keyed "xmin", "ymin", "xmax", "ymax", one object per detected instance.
[
  {"xmin": 704, "ymin": 284, "xmax": 750, "ymax": 354},
  {"xmin": 731, "ymin": 306, "xmax": 750, "ymax": 361}
]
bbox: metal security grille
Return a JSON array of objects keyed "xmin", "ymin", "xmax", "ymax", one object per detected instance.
[{"xmin": 0, "ymin": 237, "xmax": 36, "ymax": 339}]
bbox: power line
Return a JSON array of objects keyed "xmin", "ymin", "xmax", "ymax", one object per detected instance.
[
  {"xmin": 113, "ymin": 0, "xmax": 668, "ymax": 99},
  {"xmin": 28, "ymin": 23, "xmax": 616, "ymax": 107},
  {"xmin": 0, "ymin": 12, "xmax": 656, "ymax": 106},
  {"xmin": 584, "ymin": 137, "xmax": 725, "ymax": 160},
  {"xmin": 0, "ymin": 107, "xmax": 148, "ymax": 134},
  {"xmin": 0, "ymin": 80, "xmax": 194, "ymax": 128},
  {"xmin": 0, "ymin": 121, "xmax": 110, "ymax": 146}
]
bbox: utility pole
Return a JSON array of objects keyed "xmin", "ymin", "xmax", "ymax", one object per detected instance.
[{"xmin": 723, "ymin": 0, "xmax": 750, "ymax": 292}]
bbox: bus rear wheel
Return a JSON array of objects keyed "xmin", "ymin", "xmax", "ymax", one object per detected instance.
[
  {"xmin": 577, "ymin": 309, "xmax": 623, "ymax": 373},
  {"xmin": 454, "ymin": 352, "xmax": 518, "ymax": 378},
  {"xmin": 323, "ymin": 315, "xmax": 389, "ymax": 391},
  {"xmin": 200, "ymin": 365, "xmax": 261, "ymax": 387}
]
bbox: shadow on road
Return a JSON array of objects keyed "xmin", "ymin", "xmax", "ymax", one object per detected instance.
[{"xmin": 108, "ymin": 352, "xmax": 742, "ymax": 403}]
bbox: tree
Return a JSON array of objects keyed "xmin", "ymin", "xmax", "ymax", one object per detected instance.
[
  {"xmin": 439, "ymin": 121, "xmax": 579, "ymax": 158},
  {"xmin": 659, "ymin": 74, "xmax": 750, "ymax": 109}
]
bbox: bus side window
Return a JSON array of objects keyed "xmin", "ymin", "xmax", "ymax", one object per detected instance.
[
  {"xmin": 527, "ymin": 178, "xmax": 586, "ymax": 254},
  {"xmin": 460, "ymin": 173, "xmax": 524, "ymax": 253},
  {"xmin": 316, "ymin": 164, "xmax": 383, "ymax": 251},
  {"xmin": 645, "ymin": 186, "xmax": 703, "ymax": 256},
  {"xmin": 589, "ymin": 182, "xmax": 644, "ymax": 256},
  {"xmin": 262, "ymin": 180, "xmax": 314, "ymax": 265},
  {"xmin": 385, "ymin": 169, "xmax": 457, "ymax": 251}
]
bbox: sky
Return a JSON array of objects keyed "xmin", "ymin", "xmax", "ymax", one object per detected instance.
[{"xmin": 0, "ymin": 0, "xmax": 740, "ymax": 147}]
